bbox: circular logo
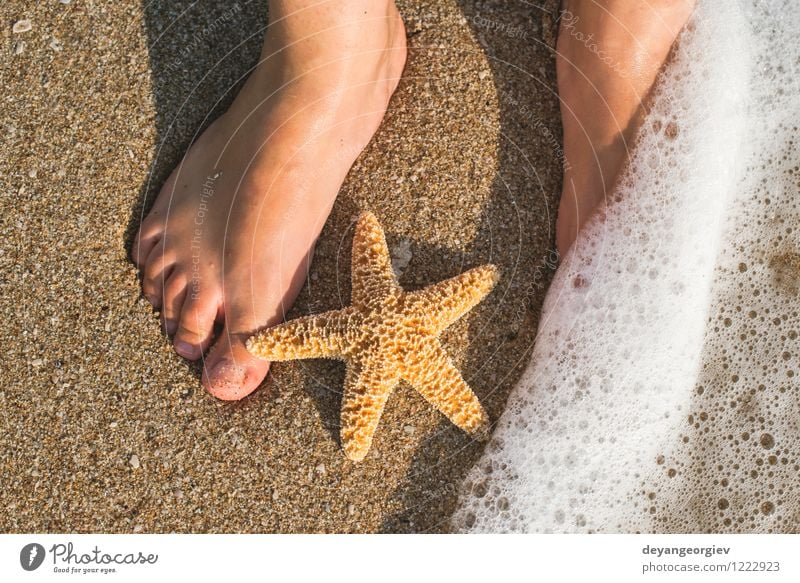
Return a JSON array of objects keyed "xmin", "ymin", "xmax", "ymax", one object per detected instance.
[{"xmin": 20, "ymin": 543, "xmax": 46, "ymax": 571}]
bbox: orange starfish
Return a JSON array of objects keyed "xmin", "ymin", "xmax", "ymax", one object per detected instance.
[{"xmin": 247, "ymin": 212, "xmax": 498, "ymax": 462}]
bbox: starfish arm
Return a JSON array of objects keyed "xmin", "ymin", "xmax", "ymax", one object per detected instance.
[
  {"xmin": 246, "ymin": 307, "xmax": 356, "ymax": 361},
  {"xmin": 340, "ymin": 359, "xmax": 401, "ymax": 462},
  {"xmin": 406, "ymin": 264, "xmax": 499, "ymax": 334},
  {"xmin": 350, "ymin": 211, "xmax": 399, "ymax": 307},
  {"xmin": 403, "ymin": 338, "xmax": 489, "ymax": 439}
]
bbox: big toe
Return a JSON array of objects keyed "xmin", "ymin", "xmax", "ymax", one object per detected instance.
[{"xmin": 202, "ymin": 329, "xmax": 270, "ymax": 401}]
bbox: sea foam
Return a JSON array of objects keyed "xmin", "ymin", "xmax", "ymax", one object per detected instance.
[{"xmin": 454, "ymin": 0, "xmax": 800, "ymax": 532}]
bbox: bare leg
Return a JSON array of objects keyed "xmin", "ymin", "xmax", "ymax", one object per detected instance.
[{"xmin": 555, "ymin": 0, "xmax": 696, "ymax": 256}]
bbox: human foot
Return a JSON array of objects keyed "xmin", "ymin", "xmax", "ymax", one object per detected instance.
[
  {"xmin": 132, "ymin": 0, "xmax": 406, "ymax": 400},
  {"xmin": 555, "ymin": 0, "xmax": 696, "ymax": 257}
]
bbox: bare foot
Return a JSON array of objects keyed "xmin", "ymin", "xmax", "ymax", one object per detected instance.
[
  {"xmin": 132, "ymin": 0, "xmax": 406, "ymax": 400},
  {"xmin": 555, "ymin": 0, "xmax": 696, "ymax": 257}
]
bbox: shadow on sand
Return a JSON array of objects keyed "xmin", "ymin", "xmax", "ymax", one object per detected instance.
[
  {"xmin": 378, "ymin": 0, "xmax": 563, "ymax": 532},
  {"xmin": 132, "ymin": 0, "xmax": 562, "ymax": 532}
]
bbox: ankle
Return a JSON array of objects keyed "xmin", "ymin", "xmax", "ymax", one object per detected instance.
[
  {"xmin": 243, "ymin": 1, "xmax": 404, "ymax": 117},
  {"xmin": 261, "ymin": 0, "xmax": 404, "ymax": 75},
  {"xmin": 559, "ymin": 0, "xmax": 695, "ymax": 48}
]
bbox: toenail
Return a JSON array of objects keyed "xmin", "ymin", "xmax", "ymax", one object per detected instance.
[
  {"xmin": 164, "ymin": 320, "xmax": 178, "ymax": 335},
  {"xmin": 175, "ymin": 340, "xmax": 199, "ymax": 359}
]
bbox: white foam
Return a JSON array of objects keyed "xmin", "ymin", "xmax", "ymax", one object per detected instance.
[{"xmin": 455, "ymin": 0, "xmax": 800, "ymax": 532}]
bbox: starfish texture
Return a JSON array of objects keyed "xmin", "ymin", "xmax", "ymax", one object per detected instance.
[{"xmin": 247, "ymin": 212, "xmax": 498, "ymax": 462}]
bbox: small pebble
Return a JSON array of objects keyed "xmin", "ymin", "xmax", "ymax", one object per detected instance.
[
  {"xmin": 391, "ymin": 239, "xmax": 413, "ymax": 278},
  {"xmin": 478, "ymin": 70, "xmax": 490, "ymax": 80},
  {"xmin": 404, "ymin": 425, "xmax": 416, "ymax": 435},
  {"xmin": 49, "ymin": 37, "xmax": 63, "ymax": 52},
  {"xmin": 12, "ymin": 20, "xmax": 32, "ymax": 34},
  {"xmin": 315, "ymin": 463, "xmax": 326, "ymax": 475},
  {"xmin": 31, "ymin": 358, "xmax": 44, "ymax": 367},
  {"xmin": 129, "ymin": 454, "xmax": 140, "ymax": 469}
]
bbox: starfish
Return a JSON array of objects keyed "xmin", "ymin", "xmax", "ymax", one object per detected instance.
[{"xmin": 246, "ymin": 211, "xmax": 498, "ymax": 462}]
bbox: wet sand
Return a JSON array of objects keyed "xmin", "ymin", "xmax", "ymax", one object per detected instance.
[{"xmin": 0, "ymin": 0, "xmax": 561, "ymax": 532}]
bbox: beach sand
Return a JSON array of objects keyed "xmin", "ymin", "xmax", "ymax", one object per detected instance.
[{"xmin": 0, "ymin": 0, "xmax": 561, "ymax": 532}]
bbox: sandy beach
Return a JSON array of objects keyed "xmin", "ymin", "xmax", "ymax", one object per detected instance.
[{"xmin": 1, "ymin": 0, "xmax": 561, "ymax": 533}]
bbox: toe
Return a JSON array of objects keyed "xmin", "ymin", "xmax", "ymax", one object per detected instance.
[
  {"xmin": 161, "ymin": 273, "xmax": 188, "ymax": 335},
  {"xmin": 202, "ymin": 328, "xmax": 270, "ymax": 401},
  {"xmin": 132, "ymin": 218, "xmax": 162, "ymax": 267},
  {"xmin": 142, "ymin": 243, "xmax": 174, "ymax": 309},
  {"xmin": 174, "ymin": 294, "xmax": 219, "ymax": 360}
]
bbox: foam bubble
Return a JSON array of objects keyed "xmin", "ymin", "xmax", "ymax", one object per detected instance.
[{"xmin": 454, "ymin": 0, "xmax": 800, "ymax": 532}]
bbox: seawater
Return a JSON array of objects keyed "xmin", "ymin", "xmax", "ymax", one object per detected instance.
[{"xmin": 454, "ymin": 0, "xmax": 800, "ymax": 533}]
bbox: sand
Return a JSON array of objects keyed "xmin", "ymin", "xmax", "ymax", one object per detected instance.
[{"xmin": 0, "ymin": 0, "xmax": 561, "ymax": 533}]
